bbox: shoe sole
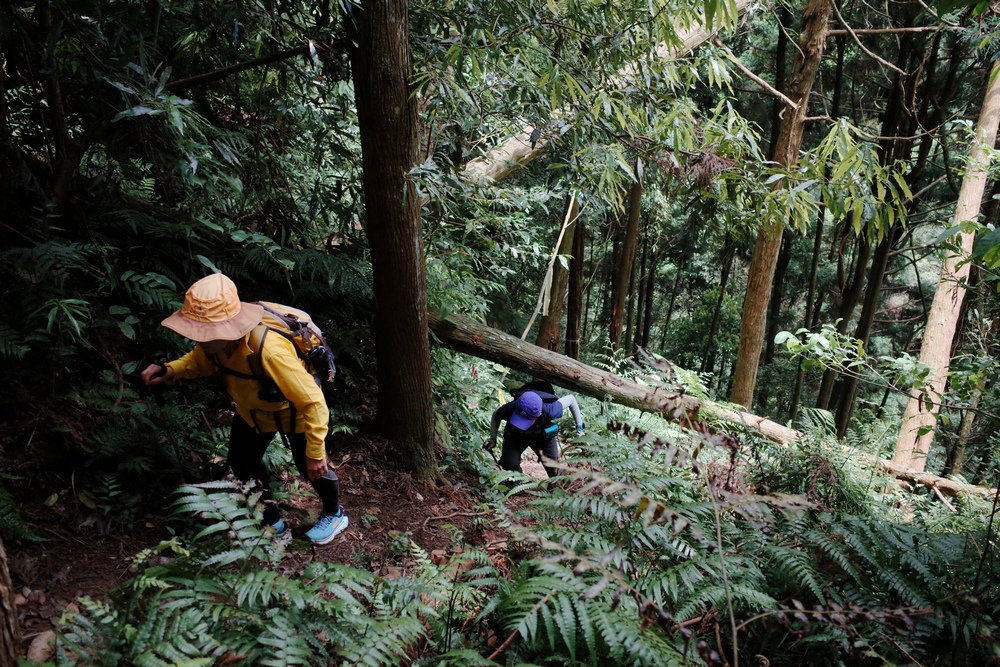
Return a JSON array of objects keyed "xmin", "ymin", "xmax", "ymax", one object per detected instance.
[{"xmin": 309, "ymin": 515, "xmax": 349, "ymax": 545}]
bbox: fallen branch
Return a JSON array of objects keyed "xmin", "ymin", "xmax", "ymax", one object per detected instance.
[{"xmin": 421, "ymin": 511, "xmax": 483, "ymax": 528}]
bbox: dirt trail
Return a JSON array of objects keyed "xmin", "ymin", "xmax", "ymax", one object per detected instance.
[{"xmin": 9, "ymin": 438, "xmax": 555, "ymax": 655}]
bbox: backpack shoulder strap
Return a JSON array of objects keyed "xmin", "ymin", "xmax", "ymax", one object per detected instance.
[{"xmin": 246, "ymin": 324, "xmax": 271, "ymax": 380}]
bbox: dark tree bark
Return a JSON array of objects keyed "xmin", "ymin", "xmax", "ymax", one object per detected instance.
[
  {"xmin": 767, "ymin": 6, "xmax": 792, "ymax": 156},
  {"xmin": 0, "ymin": 536, "xmax": 19, "ymax": 666},
  {"xmin": 659, "ymin": 258, "xmax": 686, "ymax": 350},
  {"xmin": 832, "ymin": 228, "xmax": 902, "ymax": 436},
  {"xmin": 815, "ymin": 236, "xmax": 871, "ymax": 409},
  {"xmin": 536, "ymin": 195, "xmax": 580, "ymax": 351},
  {"xmin": 763, "ymin": 234, "xmax": 795, "ymax": 365},
  {"xmin": 789, "ymin": 35, "xmax": 843, "ymax": 419},
  {"xmin": 632, "ymin": 220, "xmax": 650, "ymax": 353},
  {"xmin": 610, "ymin": 171, "xmax": 643, "ymax": 351},
  {"xmin": 830, "ymin": 23, "xmax": 942, "ymax": 434},
  {"xmin": 348, "ymin": 0, "xmax": 435, "ymax": 478},
  {"xmin": 700, "ymin": 234, "xmax": 735, "ymax": 374},
  {"xmin": 640, "ymin": 248, "xmax": 659, "ymax": 349},
  {"xmin": 789, "ymin": 207, "xmax": 825, "ymax": 420},
  {"xmin": 565, "ymin": 218, "xmax": 586, "ymax": 359},
  {"xmin": 603, "ymin": 214, "xmax": 622, "ymax": 331}
]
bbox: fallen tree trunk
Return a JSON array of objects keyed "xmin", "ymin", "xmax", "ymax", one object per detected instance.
[
  {"xmin": 429, "ymin": 311, "xmax": 997, "ymax": 499},
  {"xmin": 431, "ymin": 311, "xmax": 801, "ymax": 441}
]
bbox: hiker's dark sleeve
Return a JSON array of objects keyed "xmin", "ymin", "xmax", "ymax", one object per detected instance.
[
  {"xmin": 261, "ymin": 335, "xmax": 329, "ymax": 460},
  {"xmin": 490, "ymin": 402, "xmax": 515, "ymax": 441},
  {"xmin": 165, "ymin": 345, "xmax": 217, "ymax": 380}
]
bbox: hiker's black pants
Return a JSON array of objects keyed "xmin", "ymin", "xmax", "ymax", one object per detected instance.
[
  {"xmin": 499, "ymin": 436, "xmax": 561, "ymax": 478},
  {"xmin": 227, "ymin": 414, "xmax": 340, "ymax": 525}
]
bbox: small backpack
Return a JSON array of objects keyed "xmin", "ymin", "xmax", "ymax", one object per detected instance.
[{"xmin": 245, "ymin": 302, "xmax": 337, "ymax": 399}]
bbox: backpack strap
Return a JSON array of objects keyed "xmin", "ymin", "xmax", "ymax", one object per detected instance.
[
  {"xmin": 246, "ymin": 324, "xmax": 270, "ymax": 380},
  {"xmin": 246, "ymin": 324, "xmax": 297, "ymax": 433}
]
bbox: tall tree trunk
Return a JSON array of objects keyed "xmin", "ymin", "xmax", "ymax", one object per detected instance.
[
  {"xmin": 729, "ymin": 0, "xmax": 833, "ymax": 408},
  {"xmin": 610, "ymin": 169, "xmax": 643, "ymax": 351},
  {"xmin": 791, "ymin": 201, "xmax": 826, "ymax": 419},
  {"xmin": 603, "ymin": 215, "xmax": 622, "ymax": 331},
  {"xmin": 536, "ymin": 196, "xmax": 580, "ymax": 350},
  {"xmin": 763, "ymin": 235, "xmax": 795, "ymax": 365},
  {"xmin": 700, "ymin": 234, "xmax": 735, "ymax": 373},
  {"xmin": 565, "ymin": 218, "xmax": 586, "ymax": 359},
  {"xmin": 0, "ymin": 536, "xmax": 19, "ymax": 666},
  {"xmin": 768, "ymin": 6, "xmax": 792, "ymax": 160},
  {"xmin": 945, "ymin": 389, "xmax": 980, "ymax": 476},
  {"xmin": 348, "ymin": 0, "xmax": 435, "ymax": 478},
  {"xmin": 815, "ymin": 238, "xmax": 871, "ymax": 409},
  {"xmin": 829, "ymin": 17, "xmax": 944, "ymax": 438},
  {"xmin": 789, "ymin": 36, "xmax": 846, "ymax": 421},
  {"xmin": 892, "ymin": 61, "xmax": 1000, "ymax": 472},
  {"xmin": 632, "ymin": 221, "xmax": 650, "ymax": 353},
  {"xmin": 832, "ymin": 227, "xmax": 902, "ymax": 436},
  {"xmin": 659, "ymin": 258, "xmax": 685, "ymax": 350},
  {"xmin": 640, "ymin": 249, "xmax": 659, "ymax": 349}
]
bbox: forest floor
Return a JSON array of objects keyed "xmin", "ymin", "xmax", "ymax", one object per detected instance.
[{"xmin": 9, "ymin": 434, "xmax": 548, "ymax": 657}]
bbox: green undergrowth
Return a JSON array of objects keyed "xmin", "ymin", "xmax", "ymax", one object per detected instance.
[{"xmin": 50, "ymin": 412, "xmax": 999, "ymax": 667}]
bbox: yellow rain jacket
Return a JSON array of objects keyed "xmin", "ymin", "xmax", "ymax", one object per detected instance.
[{"xmin": 165, "ymin": 333, "xmax": 329, "ymax": 460}]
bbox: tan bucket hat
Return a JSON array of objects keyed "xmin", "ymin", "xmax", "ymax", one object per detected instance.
[{"xmin": 161, "ymin": 274, "xmax": 264, "ymax": 342}]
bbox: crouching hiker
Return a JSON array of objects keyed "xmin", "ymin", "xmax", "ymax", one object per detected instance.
[
  {"xmin": 140, "ymin": 273, "xmax": 348, "ymax": 545},
  {"xmin": 485, "ymin": 380, "xmax": 585, "ymax": 478}
]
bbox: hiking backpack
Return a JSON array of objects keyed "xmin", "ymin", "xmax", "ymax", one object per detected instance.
[{"xmin": 244, "ymin": 301, "xmax": 337, "ymax": 399}]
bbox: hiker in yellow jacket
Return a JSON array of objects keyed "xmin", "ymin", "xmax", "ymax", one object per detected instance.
[{"xmin": 140, "ymin": 273, "xmax": 348, "ymax": 544}]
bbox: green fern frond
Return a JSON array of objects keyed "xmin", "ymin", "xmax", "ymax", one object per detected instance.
[
  {"xmin": 0, "ymin": 323, "xmax": 29, "ymax": 359},
  {"xmin": 765, "ymin": 544, "xmax": 825, "ymax": 601},
  {"xmin": 335, "ymin": 615, "xmax": 426, "ymax": 666},
  {"xmin": 0, "ymin": 478, "xmax": 42, "ymax": 541}
]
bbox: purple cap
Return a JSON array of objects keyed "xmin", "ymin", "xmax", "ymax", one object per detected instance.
[{"xmin": 510, "ymin": 391, "xmax": 543, "ymax": 430}]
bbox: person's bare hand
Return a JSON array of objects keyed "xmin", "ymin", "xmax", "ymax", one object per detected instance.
[
  {"xmin": 306, "ymin": 456, "xmax": 329, "ymax": 481},
  {"xmin": 140, "ymin": 364, "xmax": 174, "ymax": 386}
]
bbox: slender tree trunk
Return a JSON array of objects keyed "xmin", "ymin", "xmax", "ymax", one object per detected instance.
[
  {"xmin": 768, "ymin": 5, "xmax": 791, "ymax": 157},
  {"xmin": 603, "ymin": 216, "xmax": 622, "ymax": 331},
  {"xmin": 730, "ymin": 0, "xmax": 833, "ymax": 408},
  {"xmin": 789, "ymin": 37, "xmax": 846, "ymax": 420},
  {"xmin": 892, "ymin": 61, "xmax": 1000, "ymax": 472},
  {"xmin": 610, "ymin": 170, "xmax": 643, "ymax": 351},
  {"xmin": 632, "ymin": 221, "xmax": 649, "ymax": 353},
  {"xmin": 660, "ymin": 258, "xmax": 685, "ymax": 350},
  {"xmin": 790, "ymin": 196, "xmax": 826, "ymax": 419},
  {"xmin": 945, "ymin": 389, "xmax": 979, "ymax": 476},
  {"xmin": 536, "ymin": 196, "xmax": 580, "ymax": 350},
  {"xmin": 348, "ymin": 0, "xmax": 435, "ymax": 478},
  {"xmin": 832, "ymin": 228, "xmax": 902, "ymax": 436},
  {"xmin": 565, "ymin": 218, "xmax": 586, "ymax": 359},
  {"xmin": 0, "ymin": 536, "xmax": 19, "ymax": 666},
  {"xmin": 763, "ymin": 235, "xmax": 794, "ymax": 365},
  {"xmin": 640, "ymin": 249, "xmax": 659, "ymax": 349},
  {"xmin": 816, "ymin": 237, "xmax": 872, "ymax": 409},
  {"xmin": 701, "ymin": 234, "xmax": 735, "ymax": 373},
  {"xmin": 582, "ymin": 228, "xmax": 596, "ymax": 348}
]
